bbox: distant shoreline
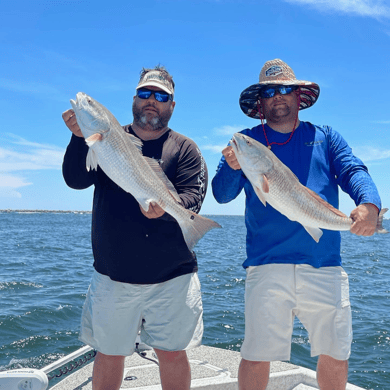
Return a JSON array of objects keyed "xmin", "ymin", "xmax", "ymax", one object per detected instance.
[
  {"xmin": 0, "ymin": 209, "xmax": 92, "ymax": 214},
  {"xmin": 0, "ymin": 210, "xmax": 387, "ymax": 219},
  {"xmin": 0, "ymin": 210, "xmax": 239, "ymax": 217}
]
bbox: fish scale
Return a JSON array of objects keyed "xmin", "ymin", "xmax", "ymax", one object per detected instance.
[{"xmin": 269, "ymin": 171, "xmax": 351, "ymax": 230}]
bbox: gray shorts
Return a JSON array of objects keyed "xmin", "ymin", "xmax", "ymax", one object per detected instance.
[
  {"xmin": 79, "ymin": 270, "xmax": 203, "ymax": 356},
  {"xmin": 241, "ymin": 264, "xmax": 352, "ymax": 362}
]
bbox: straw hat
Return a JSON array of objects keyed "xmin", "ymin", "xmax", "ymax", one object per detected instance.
[{"xmin": 239, "ymin": 59, "xmax": 320, "ymax": 120}]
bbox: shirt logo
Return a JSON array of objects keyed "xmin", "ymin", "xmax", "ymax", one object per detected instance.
[{"xmin": 305, "ymin": 140, "xmax": 323, "ymax": 147}]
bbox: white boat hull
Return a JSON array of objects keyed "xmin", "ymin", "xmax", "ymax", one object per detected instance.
[{"xmin": 48, "ymin": 345, "xmax": 364, "ymax": 390}]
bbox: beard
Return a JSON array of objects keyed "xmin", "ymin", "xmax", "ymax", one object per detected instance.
[
  {"xmin": 132, "ymin": 101, "xmax": 173, "ymax": 131},
  {"xmin": 266, "ymin": 102, "xmax": 290, "ymax": 118}
]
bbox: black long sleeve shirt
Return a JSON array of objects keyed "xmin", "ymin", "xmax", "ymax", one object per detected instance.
[{"xmin": 62, "ymin": 126, "xmax": 208, "ymax": 284}]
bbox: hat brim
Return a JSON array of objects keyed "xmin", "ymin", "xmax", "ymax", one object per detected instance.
[
  {"xmin": 136, "ymin": 81, "xmax": 174, "ymax": 95},
  {"xmin": 239, "ymin": 81, "xmax": 320, "ymax": 120}
]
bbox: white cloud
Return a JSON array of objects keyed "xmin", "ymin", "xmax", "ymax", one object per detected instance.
[
  {"xmin": 283, "ymin": 0, "xmax": 390, "ymax": 18},
  {"xmin": 0, "ymin": 78, "xmax": 62, "ymax": 96},
  {"xmin": 0, "ymin": 175, "xmax": 32, "ymax": 188},
  {"xmin": 8, "ymin": 134, "xmax": 64, "ymax": 149},
  {"xmin": 0, "ymin": 133, "xmax": 64, "ymax": 171},
  {"xmin": 352, "ymin": 145, "xmax": 390, "ymax": 162},
  {"xmin": 0, "ymin": 188, "xmax": 23, "ymax": 199},
  {"xmin": 0, "ymin": 175, "xmax": 32, "ymax": 199},
  {"xmin": 0, "ymin": 146, "xmax": 64, "ymax": 172},
  {"xmin": 372, "ymin": 120, "xmax": 390, "ymax": 124},
  {"xmin": 199, "ymin": 125, "xmax": 244, "ymax": 154},
  {"xmin": 214, "ymin": 125, "xmax": 245, "ymax": 136},
  {"xmin": 0, "ymin": 134, "xmax": 65, "ymax": 198},
  {"xmin": 202, "ymin": 144, "xmax": 228, "ymax": 154}
]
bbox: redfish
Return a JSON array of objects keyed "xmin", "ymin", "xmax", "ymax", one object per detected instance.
[
  {"xmin": 230, "ymin": 132, "xmax": 387, "ymax": 242},
  {"xmin": 70, "ymin": 92, "xmax": 221, "ymax": 250}
]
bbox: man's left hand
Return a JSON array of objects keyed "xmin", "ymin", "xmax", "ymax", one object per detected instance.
[
  {"xmin": 140, "ymin": 201, "xmax": 165, "ymax": 219},
  {"xmin": 350, "ymin": 203, "xmax": 379, "ymax": 236}
]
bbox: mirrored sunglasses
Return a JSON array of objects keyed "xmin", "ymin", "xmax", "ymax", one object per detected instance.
[
  {"xmin": 136, "ymin": 88, "xmax": 173, "ymax": 103},
  {"xmin": 259, "ymin": 85, "xmax": 299, "ymax": 99}
]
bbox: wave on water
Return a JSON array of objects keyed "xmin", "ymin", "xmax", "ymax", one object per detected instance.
[
  {"xmin": 0, "ymin": 281, "xmax": 43, "ymax": 290},
  {"xmin": 0, "ymin": 213, "xmax": 389, "ymax": 390}
]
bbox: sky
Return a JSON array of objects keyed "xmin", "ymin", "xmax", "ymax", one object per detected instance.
[{"xmin": 0, "ymin": 0, "xmax": 389, "ymax": 216}]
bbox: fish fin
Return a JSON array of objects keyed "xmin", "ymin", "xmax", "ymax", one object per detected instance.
[
  {"xmin": 304, "ymin": 187, "xmax": 348, "ymax": 218},
  {"xmin": 144, "ymin": 157, "xmax": 182, "ymax": 203},
  {"xmin": 376, "ymin": 208, "xmax": 389, "ymax": 234},
  {"xmin": 253, "ymin": 185, "xmax": 267, "ymax": 206},
  {"xmin": 261, "ymin": 174, "xmax": 270, "ymax": 193},
  {"xmin": 127, "ymin": 133, "xmax": 143, "ymax": 153},
  {"xmin": 303, "ymin": 225, "xmax": 323, "ymax": 243},
  {"xmin": 179, "ymin": 212, "xmax": 221, "ymax": 250},
  {"xmin": 138, "ymin": 199, "xmax": 153, "ymax": 212},
  {"xmin": 85, "ymin": 133, "xmax": 102, "ymax": 147},
  {"xmin": 86, "ymin": 149, "xmax": 98, "ymax": 171}
]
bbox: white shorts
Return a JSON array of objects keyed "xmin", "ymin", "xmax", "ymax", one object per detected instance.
[
  {"xmin": 79, "ymin": 270, "xmax": 203, "ymax": 356},
  {"xmin": 241, "ymin": 264, "xmax": 352, "ymax": 362}
]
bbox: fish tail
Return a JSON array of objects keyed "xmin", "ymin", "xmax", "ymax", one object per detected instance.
[
  {"xmin": 180, "ymin": 212, "xmax": 221, "ymax": 251},
  {"xmin": 376, "ymin": 208, "xmax": 389, "ymax": 234},
  {"xmin": 86, "ymin": 148, "xmax": 99, "ymax": 172}
]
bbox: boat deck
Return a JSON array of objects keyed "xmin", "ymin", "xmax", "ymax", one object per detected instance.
[{"xmin": 50, "ymin": 345, "xmax": 364, "ymax": 390}]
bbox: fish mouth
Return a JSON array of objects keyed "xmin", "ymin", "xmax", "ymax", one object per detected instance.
[
  {"xmin": 70, "ymin": 94, "xmax": 85, "ymax": 111},
  {"xmin": 230, "ymin": 136, "xmax": 240, "ymax": 153},
  {"xmin": 70, "ymin": 99, "xmax": 77, "ymax": 110},
  {"xmin": 71, "ymin": 92, "xmax": 92, "ymax": 111}
]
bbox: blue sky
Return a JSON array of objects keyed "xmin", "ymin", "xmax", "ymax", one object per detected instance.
[{"xmin": 1, "ymin": 0, "xmax": 389, "ymax": 215}]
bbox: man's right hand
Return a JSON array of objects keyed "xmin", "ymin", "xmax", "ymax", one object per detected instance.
[
  {"xmin": 62, "ymin": 109, "xmax": 83, "ymax": 138},
  {"xmin": 222, "ymin": 145, "xmax": 241, "ymax": 170}
]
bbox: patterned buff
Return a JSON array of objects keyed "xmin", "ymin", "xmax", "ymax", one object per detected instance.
[{"xmin": 239, "ymin": 59, "xmax": 320, "ymax": 120}]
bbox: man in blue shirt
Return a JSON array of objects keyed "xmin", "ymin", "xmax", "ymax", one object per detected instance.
[{"xmin": 212, "ymin": 59, "xmax": 381, "ymax": 390}]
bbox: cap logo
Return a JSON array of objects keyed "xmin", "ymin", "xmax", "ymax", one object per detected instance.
[
  {"xmin": 142, "ymin": 71, "xmax": 172, "ymax": 90},
  {"xmin": 265, "ymin": 65, "xmax": 283, "ymax": 77}
]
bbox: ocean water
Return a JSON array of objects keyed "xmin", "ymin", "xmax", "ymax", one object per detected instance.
[{"xmin": 0, "ymin": 212, "xmax": 389, "ymax": 389}]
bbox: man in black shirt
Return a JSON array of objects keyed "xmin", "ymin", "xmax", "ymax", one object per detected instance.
[{"xmin": 62, "ymin": 66, "xmax": 207, "ymax": 390}]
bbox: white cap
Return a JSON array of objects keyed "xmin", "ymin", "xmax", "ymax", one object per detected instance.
[{"xmin": 136, "ymin": 70, "xmax": 174, "ymax": 95}]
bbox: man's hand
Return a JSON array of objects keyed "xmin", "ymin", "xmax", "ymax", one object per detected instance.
[
  {"xmin": 140, "ymin": 201, "xmax": 165, "ymax": 219},
  {"xmin": 222, "ymin": 145, "xmax": 241, "ymax": 170},
  {"xmin": 350, "ymin": 203, "xmax": 379, "ymax": 236},
  {"xmin": 62, "ymin": 109, "xmax": 83, "ymax": 137}
]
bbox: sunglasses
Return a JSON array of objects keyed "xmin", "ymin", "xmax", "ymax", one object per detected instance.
[
  {"xmin": 259, "ymin": 85, "xmax": 299, "ymax": 99},
  {"xmin": 136, "ymin": 88, "xmax": 173, "ymax": 103}
]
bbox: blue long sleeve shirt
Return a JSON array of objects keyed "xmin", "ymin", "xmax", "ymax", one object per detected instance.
[{"xmin": 212, "ymin": 121, "xmax": 381, "ymax": 269}]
